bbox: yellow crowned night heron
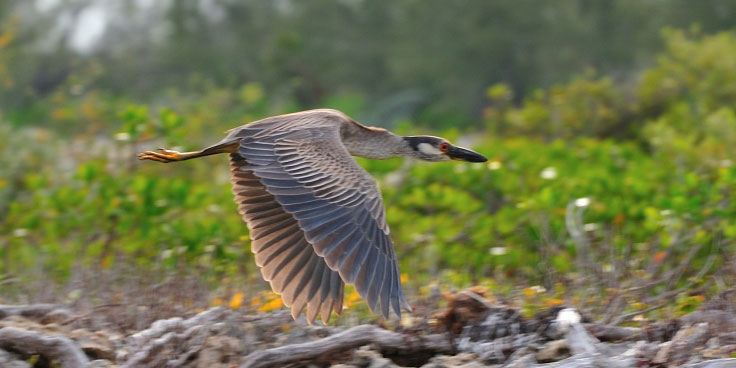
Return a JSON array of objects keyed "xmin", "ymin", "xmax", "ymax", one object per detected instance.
[{"xmin": 138, "ymin": 109, "xmax": 487, "ymax": 324}]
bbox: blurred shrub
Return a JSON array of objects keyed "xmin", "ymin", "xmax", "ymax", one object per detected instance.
[
  {"xmin": 485, "ymin": 29, "xmax": 736, "ymax": 149},
  {"xmin": 640, "ymin": 29, "xmax": 736, "ymax": 170},
  {"xmin": 485, "ymin": 71, "xmax": 624, "ymax": 139},
  {"xmin": 1, "ymin": 30, "xmax": 735, "ymax": 318},
  {"xmin": 384, "ymin": 138, "xmax": 733, "ymax": 287}
]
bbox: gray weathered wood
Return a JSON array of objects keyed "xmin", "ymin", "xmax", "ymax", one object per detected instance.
[
  {"xmin": 0, "ymin": 327, "xmax": 89, "ymax": 367},
  {"xmin": 240, "ymin": 324, "xmax": 453, "ymax": 368},
  {"xmin": 0, "ymin": 304, "xmax": 69, "ymax": 319}
]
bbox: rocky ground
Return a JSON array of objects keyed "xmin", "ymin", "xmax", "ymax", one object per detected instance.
[{"xmin": 1, "ymin": 288, "xmax": 735, "ymax": 367}]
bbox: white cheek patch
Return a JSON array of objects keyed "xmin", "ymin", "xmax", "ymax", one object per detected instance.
[{"xmin": 418, "ymin": 143, "xmax": 442, "ymax": 155}]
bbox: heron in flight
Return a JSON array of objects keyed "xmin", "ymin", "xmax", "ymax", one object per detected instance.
[{"xmin": 138, "ymin": 109, "xmax": 487, "ymax": 324}]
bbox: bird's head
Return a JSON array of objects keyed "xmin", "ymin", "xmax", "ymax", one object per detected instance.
[{"xmin": 403, "ymin": 136, "xmax": 487, "ymax": 163}]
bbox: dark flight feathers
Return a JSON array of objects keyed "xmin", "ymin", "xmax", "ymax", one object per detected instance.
[{"xmin": 228, "ymin": 117, "xmax": 409, "ymax": 324}]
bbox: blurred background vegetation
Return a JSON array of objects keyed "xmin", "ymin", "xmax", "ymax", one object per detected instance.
[{"xmin": 1, "ymin": 0, "xmax": 735, "ymax": 323}]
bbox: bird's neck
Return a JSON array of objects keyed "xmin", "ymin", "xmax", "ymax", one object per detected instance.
[{"xmin": 340, "ymin": 123, "xmax": 412, "ymax": 160}]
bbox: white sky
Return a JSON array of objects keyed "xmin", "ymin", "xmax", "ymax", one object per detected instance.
[{"xmin": 68, "ymin": 4, "xmax": 108, "ymax": 53}]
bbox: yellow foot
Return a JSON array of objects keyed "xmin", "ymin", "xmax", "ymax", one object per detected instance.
[{"xmin": 137, "ymin": 148, "xmax": 183, "ymax": 163}]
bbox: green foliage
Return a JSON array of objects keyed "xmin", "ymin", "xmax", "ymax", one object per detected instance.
[
  {"xmin": 383, "ymin": 137, "xmax": 733, "ymax": 288},
  {"xmin": 1, "ymin": 28, "xmax": 735, "ymax": 320},
  {"xmin": 641, "ymin": 29, "xmax": 736, "ymax": 169},
  {"xmin": 485, "ymin": 72, "xmax": 624, "ymax": 139}
]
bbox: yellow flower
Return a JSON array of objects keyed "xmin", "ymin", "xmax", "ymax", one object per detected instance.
[
  {"xmin": 523, "ymin": 287, "xmax": 535, "ymax": 297},
  {"xmin": 258, "ymin": 297, "xmax": 284, "ymax": 312},
  {"xmin": 344, "ymin": 286, "xmax": 362, "ymax": 308},
  {"xmin": 229, "ymin": 293, "xmax": 244, "ymax": 309}
]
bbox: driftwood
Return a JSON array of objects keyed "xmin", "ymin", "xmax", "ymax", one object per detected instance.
[
  {"xmin": 120, "ymin": 307, "xmax": 227, "ymax": 367},
  {"xmin": 127, "ymin": 306, "xmax": 225, "ymax": 349},
  {"xmin": 122, "ymin": 324, "xmax": 208, "ymax": 368},
  {"xmin": 585, "ymin": 324, "xmax": 642, "ymax": 342},
  {"xmin": 0, "ymin": 294, "xmax": 734, "ymax": 367},
  {"xmin": 239, "ymin": 324, "xmax": 454, "ymax": 368},
  {"xmin": 0, "ymin": 326, "xmax": 90, "ymax": 367},
  {"xmin": 0, "ymin": 304, "xmax": 72, "ymax": 322}
]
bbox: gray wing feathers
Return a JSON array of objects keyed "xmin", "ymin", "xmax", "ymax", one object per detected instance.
[
  {"xmin": 229, "ymin": 154, "xmax": 343, "ymax": 325},
  {"xmin": 234, "ymin": 118, "xmax": 409, "ymax": 320}
]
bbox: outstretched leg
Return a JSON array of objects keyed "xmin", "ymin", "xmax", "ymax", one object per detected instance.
[{"xmin": 138, "ymin": 138, "xmax": 240, "ymax": 163}]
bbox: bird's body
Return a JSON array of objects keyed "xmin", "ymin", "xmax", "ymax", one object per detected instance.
[{"xmin": 139, "ymin": 109, "xmax": 487, "ymax": 324}]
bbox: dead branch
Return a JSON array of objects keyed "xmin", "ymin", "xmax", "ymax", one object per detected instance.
[
  {"xmin": 121, "ymin": 324, "xmax": 207, "ymax": 368},
  {"xmin": 60, "ymin": 303, "xmax": 125, "ymax": 326},
  {"xmin": 0, "ymin": 327, "xmax": 89, "ymax": 367},
  {"xmin": 239, "ymin": 324, "xmax": 454, "ymax": 368},
  {"xmin": 127, "ymin": 306, "xmax": 225, "ymax": 350},
  {"xmin": 0, "ymin": 304, "xmax": 69, "ymax": 320},
  {"xmin": 645, "ymin": 255, "xmax": 716, "ymax": 305},
  {"xmin": 609, "ymin": 303, "xmax": 667, "ymax": 326},
  {"xmin": 584, "ymin": 323, "xmax": 642, "ymax": 342}
]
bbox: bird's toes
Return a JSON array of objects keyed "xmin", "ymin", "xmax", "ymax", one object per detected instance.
[
  {"xmin": 138, "ymin": 151, "xmax": 170, "ymax": 162},
  {"xmin": 155, "ymin": 148, "xmax": 181, "ymax": 159}
]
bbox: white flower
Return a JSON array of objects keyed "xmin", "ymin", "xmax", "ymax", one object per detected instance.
[
  {"xmin": 556, "ymin": 308, "xmax": 581, "ymax": 327},
  {"xmin": 490, "ymin": 247, "xmax": 507, "ymax": 256},
  {"xmin": 531, "ymin": 285, "xmax": 546, "ymax": 293},
  {"xmin": 114, "ymin": 132, "xmax": 131, "ymax": 142},
  {"xmin": 13, "ymin": 228, "xmax": 28, "ymax": 237},
  {"xmin": 487, "ymin": 161, "xmax": 502, "ymax": 170},
  {"xmin": 540, "ymin": 167, "xmax": 557, "ymax": 180},
  {"xmin": 574, "ymin": 197, "xmax": 590, "ymax": 207}
]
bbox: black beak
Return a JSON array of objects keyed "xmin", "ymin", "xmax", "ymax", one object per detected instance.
[{"xmin": 447, "ymin": 146, "xmax": 487, "ymax": 162}]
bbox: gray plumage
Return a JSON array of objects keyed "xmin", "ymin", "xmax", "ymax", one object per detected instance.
[
  {"xmin": 224, "ymin": 110, "xmax": 408, "ymax": 324},
  {"xmin": 138, "ymin": 108, "xmax": 487, "ymax": 325}
]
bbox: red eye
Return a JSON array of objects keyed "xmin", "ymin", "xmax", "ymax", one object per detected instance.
[{"xmin": 439, "ymin": 142, "xmax": 450, "ymax": 152}]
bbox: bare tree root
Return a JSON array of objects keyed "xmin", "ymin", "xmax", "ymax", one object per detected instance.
[
  {"xmin": 239, "ymin": 324, "xmax": 454, "ymax": 368},
  {"xmin": 0, "ymin": 327, "xmax": 90, "ymax": 367}
]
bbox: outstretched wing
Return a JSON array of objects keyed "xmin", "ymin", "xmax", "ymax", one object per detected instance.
[
  {"xmin": 230, "ymin": 154, "xmax": 344, "ymax": 324},
  {"xmin": 230, "ymin": 113, "xmax": 409, "ymax": 322}
]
